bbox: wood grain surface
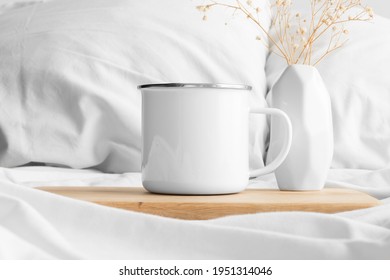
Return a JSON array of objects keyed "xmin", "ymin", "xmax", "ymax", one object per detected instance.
[{"xmin": 37, "ymin": 187, "xmax": 381, "ymax": 220}]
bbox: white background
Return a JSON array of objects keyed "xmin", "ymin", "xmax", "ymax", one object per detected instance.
[
  {"xmin": 0, "ymin": 0, "xmax": 389, "ymax": 18},
  {"xmin": 0, "ymin": 260, "xmax": 389, "ymax": 280},
  {"xmin": 293, "ymin": 0, "xmax": 390, "ymax": 19},
  {"xmin": 365, "ymin": 0, "xmax": 390, "ymax": 18}
]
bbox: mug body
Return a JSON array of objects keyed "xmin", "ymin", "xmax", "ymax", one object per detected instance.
[{"xmin": 140, "ymin": 84, "xmax": 250, "ymax": 195}]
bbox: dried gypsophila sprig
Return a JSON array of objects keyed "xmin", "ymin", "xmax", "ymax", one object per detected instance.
[{"xmin": 196, "ymin": 0, "xmax": 374, "ymax": 66}]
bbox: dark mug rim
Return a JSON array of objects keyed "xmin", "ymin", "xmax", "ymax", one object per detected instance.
[{"xmin": 137, "ymin": 83, "xmax": 252, "ymax": 90}]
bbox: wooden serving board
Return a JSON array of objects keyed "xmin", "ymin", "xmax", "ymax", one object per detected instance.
[{"xmin": 37, "ymin": 187, "xmax": 381, "ymax": 220}]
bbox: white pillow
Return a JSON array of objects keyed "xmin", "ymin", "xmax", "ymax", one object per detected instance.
[
  {"xmin": 0, "ymin": 0, "xmax": 271, "ymax": 172},
  {"xmin": 0, "ymin": 0, "xmax": 45, "ymax": 14},
  {"xmin": 266, "ymin": 14, "xmax": 390, "ymax": 169}
]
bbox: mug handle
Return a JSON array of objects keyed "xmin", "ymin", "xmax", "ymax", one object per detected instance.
[{"xmin": 249, "ymin": 107, "xmax": 292, "ymax": 178}]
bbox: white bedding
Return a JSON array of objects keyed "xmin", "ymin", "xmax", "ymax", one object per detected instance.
[
  {"xmin": 0, "ymin": 0, "xmax": 389, "ymax": 260},
  {"xmin": 0, "ymin": 0, "xmax": 270, "ymax": 173},
  {"xmin": 1, "ymin": 167, "xmax": 390, "ymax": 259}
]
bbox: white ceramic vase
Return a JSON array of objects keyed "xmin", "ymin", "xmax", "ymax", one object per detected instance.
[{"xmin": 267, "ymin": 64, "xmax": 333, "ymax": 191}]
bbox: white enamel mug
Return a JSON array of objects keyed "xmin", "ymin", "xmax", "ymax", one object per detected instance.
[{"xmin": 138, "ymin": 83, "xmax": 292, "ymax": 195}]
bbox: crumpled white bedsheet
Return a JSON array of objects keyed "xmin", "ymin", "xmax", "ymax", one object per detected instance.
[{"xmin": 0, "ymin": 166, "xmax": 390, "ymax": 260}]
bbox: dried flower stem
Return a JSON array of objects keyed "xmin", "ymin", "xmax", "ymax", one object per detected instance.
[{"xmin": 196, "ymin": 0, "xmax": 373, "ymax": 66}]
